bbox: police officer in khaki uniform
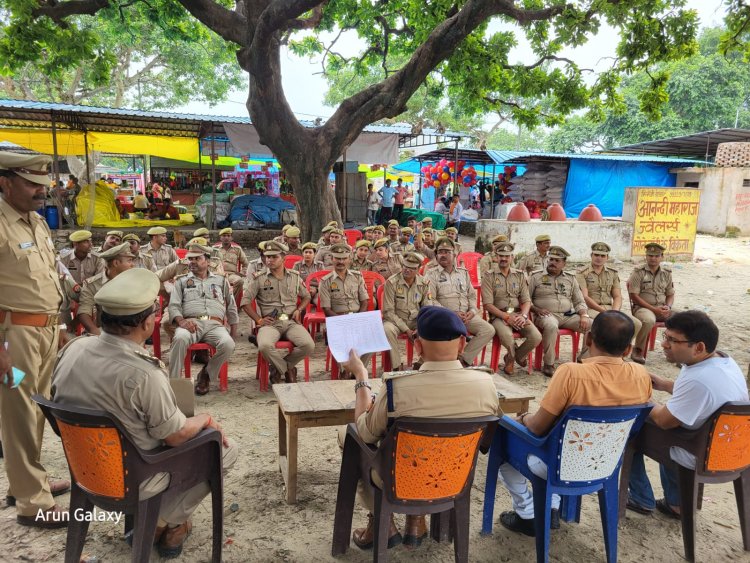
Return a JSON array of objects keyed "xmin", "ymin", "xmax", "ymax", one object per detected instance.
[
  {"xmin": 247, "ymin": 240, "xmax": 269, "ymax": 276},
  {"xmin": 213, "ymin": 227, "xmax": 249, "ymax": 299},
  {"xmin": 576, "ymin": 242, "xmax": 642, "ymax": 360},
  {"xmin": 319, "ymin": 243, "xmax": 370, "ymax": 376},
  {"xmin": 529, "ymin": 246, "xmax": 591, "ymax": 376},
  {"xmin": 481, "ymin": 242, "xmax": 542, "ymax": 375},
  {"xmin": 351, "ymin": 240, "xmax": 371, "ymax": 271},
  {"xmin": 367, "ymin": 238, "xmax": 402, "ymax": 279},
  {"xmin": 285, "ymin": 226, "xmax": 303, "ymax": 256},
  {"xmin": 93, "ymin": 230, "xmax": 123, "ymax": 254},
  {"xmin": 145, "ymin": 226, "xmax": 179, "ymax": 269},
  {"xmin": 339, "ymin": 306, "xmax": 500, "ymax": 549},
  {"xmin": 627, "ymin": 242, "xmax": 675, "ymax": 363},
  {"xmin": 242, "ymin": 241, "xmax": 314, "ymax": 384},
  {"xmin": 381, "ymin": 252, "xmax": 433, "ymax": 370},
  {"xmin": 168, "ymin": 244, "xmax": 238, "ymax": 395},
  {"xmin": 193, "ymin": 226, "xmax": 210, "ymax": 241},
  {"xmin": 363, "ymin": 226, "xmax": 378, "ymax": 244},
  {"xmin": 52, "ymin": 268, "xmax": 237, "ymax": 556},
  {"xmin": 0, "ymin": 152, "xmax": 70, "ymax": 528},
  {"xmin": 123, "ymin": 233, "xmax": 157, "ymax": 271},
  {"xmin": 478, "ymin": 234, "xmax": 509, "ymax": 280},
  {"xmin": 316, "ymin": 228, "xmax": 345, "ymax": 267},
  {"xmin": 274, "ymin": 223, "xmax": 292, "ymax": 244},
  {"xmin": 425, "ymin": 237, "xmax": 494, "ymax": 366},
  {"xmin": 317, "ymin": 221, "xmax": 340, "ymax": 245},
  {"xmin": 517, "ymin": 234, "xmax": 551, "ymax": 274},
  {"xmin": 59, "ymin": 230, "xmax": 104, "ymax": 285},
  {"xmin": 413, "ymin": 228, "xmax": 436, "ymax": 261},
  {"xmin": 390, "ymin": 227, "xmax": 415, "ymax": 255},
  {"xmin": 77, "ymin": 242, "xmax": 136, "ymax": 335},
  {"xmin": 386, "ymin": 219, "xmax": 400, "ymax": 244},
  {"xmin": 444, "ymin": 226, "xmax": 463, "ymax": 255},
  {"xmin": 293, "ymin": 242, "xmax": 323, "ymax": 289}
]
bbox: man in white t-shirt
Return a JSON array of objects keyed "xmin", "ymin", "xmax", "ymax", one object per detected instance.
[{"xmin": 626, "ymin": 310, "xmax": 748, "ymax": 517}]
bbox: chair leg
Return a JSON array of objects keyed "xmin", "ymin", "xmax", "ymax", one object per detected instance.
[
  {"xmin": 209, "ymin": 468, "xmax": 224, "ymax": 563},
  {"xmin": 373, "ymin": 494, "xmax": 391, "ymax": 563},
  {"xmin": 153, "ymin": 327, "xmax": 161, "ymax": 358},
  {"xmin": 219, "ymin": 362, "xmax": 228, "ymax": 392},
  {"xmin": 406, "ymin": 339, "xmax": 413, "ymax": 366},
  {"xmin": 430, "ymin": 510, "xmax": 452, "ymax": 542},
  {"xmin": 303, "ymin": 356, "xmax": 310, "ymax": 382},
  {"xmin": 531, "ymin": 477, "xmax": 552, "ymax": 563},
  {"xmin": 64, "ymin": 486, "xmax": 93, "ymax": 563},
  {"xmin": 481, "ymin": 434, "xmax": 502, "ymax": 535},
  {"xmin": 131, "ymin": 496, "xmax": 162, "ymax": 563},
  {"xmin": 618, "ymin": 443, "xmax": 636, "ymax": 520},
  {"xmin": 598, "ymin": 479, "xmax": 620, "ymax": 563},
  {"xmin": 697, "ymin": 483, "xmax": 704, "ymax": 510},
  {"xmin": 489, "ymin": 338, "xmax": 500, "ymax": 372},
  {"xmin": 560, "ymin": 495, "xmax": 580, "ymax": 523},
  {"xmin": 678, "ymin": 465, "xmax": 699, "ymax": 562},
  {"xmin": 453, "ymin": 497, "xmax": 471, "ymax": 563},
  {"xmin": 331, "ymin": 437, "xmax": 361, "ymax": 556},
  {"xmin": 184, "ymin": 353, "xmax": 191, "ymax": 379},
  {"xmin": 734, "ymin": 471, "xmax": 750, "ymax": 551}
]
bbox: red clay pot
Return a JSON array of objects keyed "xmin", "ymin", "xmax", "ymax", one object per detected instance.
[
  {"xmin": 547, "ymin": 203, "xmax": 566, "ymax": 221},
  {"xmin": 578, "ymin": 204, "xmax": 603, "ymax": 221},
  {"xmin": 507, "ymin": 203, "xmax": 531, "ymax": 222}
]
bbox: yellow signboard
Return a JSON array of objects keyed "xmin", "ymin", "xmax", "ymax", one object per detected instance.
[{"xmin": 632, "ymin": 188, "xmax": 700, "ymax": 256}]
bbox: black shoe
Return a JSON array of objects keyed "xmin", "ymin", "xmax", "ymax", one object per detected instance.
[
  {"xmin": 248, "ymin": 334, "xmax": 258, "ymax": 347},
  {"xmin": 499, "ymin": 511, "xmax": 535, "ymax": 537},
  {"xmin": 550, "ymin": 508, "xmax": 560, "ymax": 530}
]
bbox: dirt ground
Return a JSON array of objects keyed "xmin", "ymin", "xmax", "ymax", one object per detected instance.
[{"xmin": 1, "ymin": 234, "xmax": 749, "ymax": 562}]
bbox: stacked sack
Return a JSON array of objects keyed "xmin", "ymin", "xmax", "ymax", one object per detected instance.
[{"xmin": 504, "ymin": 160, "xmax": 569, "ymax": 204}]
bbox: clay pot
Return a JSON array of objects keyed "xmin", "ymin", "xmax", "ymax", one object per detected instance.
[
  {"xmin": 546, "ymin": 203, "xmax": 566, "ymax": 221},
  {"xmin": 578, "ymin": 204, "xmax": 603, "ymax": 221},
  {"xmin": 506, "ymin": 203, "xmax": 531, "ymax": 222}
]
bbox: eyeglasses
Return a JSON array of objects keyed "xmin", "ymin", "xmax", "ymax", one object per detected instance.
[
  {"xmin": 151, "ymin": 300, "xmax": 161, "ymax": 316},
  {"xmin": 663, "ymin": 335, "xmax": 693, "ymax": 345}
]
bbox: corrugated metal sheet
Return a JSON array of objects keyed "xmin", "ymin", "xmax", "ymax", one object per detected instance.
[{"xmin": 486, "ymin": 149, "xmax": 700, "ymax": 165}]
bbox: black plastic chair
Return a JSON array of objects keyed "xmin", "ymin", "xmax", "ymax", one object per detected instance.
[
  {"xmin": 331, "ymin": 416, "xmax": 498, "ymax": 562},
  {"xmin": 33, "ymin": 394, "xmax": 224, "ymax": 563}
]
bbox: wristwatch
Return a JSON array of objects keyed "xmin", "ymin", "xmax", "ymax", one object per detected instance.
[{"xmin": 354, "ymin": 380, "xmax": 371, "ymax": 392}]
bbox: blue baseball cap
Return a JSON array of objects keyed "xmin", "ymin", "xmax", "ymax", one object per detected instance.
[{"xmin": 416, "ymin": 306, "xmax": 468, "ymax": 341}]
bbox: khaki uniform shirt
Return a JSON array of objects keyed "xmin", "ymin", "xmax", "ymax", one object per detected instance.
[
  {"xmin": 389, "ymin": 241, "xmax": 415, "ymax": 255},
  {"xmin": 248, "ymin": 258, "xmax": 266, "ymax": 276},
  {"xmin": 78, "ymin": 270, "xmax": 111, "ymax": 319},
  {"xmin": 356, "ymin": 362, "xmax": 500, "ymax": 444},
  {"xmin": 145, "ymin": 242, "xmax": 179, "ymax": 270},
  {"xmin": 382, "ymin": 272, "xmax": 433, "ymax": 332},
  {"xmin": 415, "ymin": 243, "xmax": 435, "ymax": 261},
  {"xmin": 576, "ymin": 265, "xmax": 621, "ymax": 308},
  {"xmin": 213, "ymin": 243, "xmax": 249, "ymax": 275},
  {"xmin": 133, "ymin": 251, "xmax": 157, "ymax": 272},
  {"xmin": 367, "ymin": 256, "xmax": 402, "ymax": 279},
  {"xmin": 319, "ymin": 270, "xmax": 367, "ymax": 314},
  {"xmin": 518, "ymin": 250, "xmax": 548, "ymax": 274},
  {"xmin": 478, "ymin": 252, "xmax": 498, "ymax": 280},
  {"xmin": 529, "ymin": 270, "xmax": 586, "ymax": 314},
  {"xmin": 168, "ymin": 272, "xmax": 239, "ymax": 325},
  {"xmin": 350, "ymin": 257, "xmax": 370, "ymax": 272},
  {"xmin": 52, "ymin": 332, "xmax": 186, "ymax": 451},
  {"xmin": 627, "ymin": 264, "xmax": 675, "ymax": 311},
  {"xmin": 451, "ymin": 241, "xmax": 464, "ymax": 255},
  {"xmin": 155, "ymin": 259, "xmax": 189, "ymax": 283},
  {"xmin": 242, "ymin": 269, "xmax": 309, "ymax": 317},
  {"xmin": 60, "ymin": 251, "xmax": 105, "ymax": 286},
  {"xmin": 481, "ymin": 267, "xmax": 530, "ymax": 319},
  {"xmin": 292, "ymin": 260, "xmax": 324, "ymax": 282},
  {"xmin": 425, "ymin": 265, "xmax": 478, "ymax": 315},
  {"xmin": 0, "ymin": 199, "xmax": 62, "ymax": 314},
  {"xmin": 315, "ymin": 244, "xmax": 335, "ymax": 267},
  {"xmin": 286, "ymin": 246, "xmax": 303, "ymax": 257}
]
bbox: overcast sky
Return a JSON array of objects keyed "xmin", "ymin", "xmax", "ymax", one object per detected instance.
[{"xmin": 175, "ymin": 0, "xmax": 728, "ymax": 123}]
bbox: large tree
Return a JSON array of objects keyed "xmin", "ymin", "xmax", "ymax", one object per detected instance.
[{"xmin": 2, "ymin": 0, "xmax": 705, "ymax": 238}]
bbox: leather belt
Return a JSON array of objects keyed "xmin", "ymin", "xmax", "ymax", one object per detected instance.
[
  {"xmin": 0, "ymin": 310, "xmax": 60, "ymax": 327},
  {"xmin": 195, "ymin": 315, "xmax": 224, "ymax": 323}
]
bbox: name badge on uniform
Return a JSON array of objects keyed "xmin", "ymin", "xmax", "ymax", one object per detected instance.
[
  {"xmin": 397, "ymin": 286, "xmax": 404, "ymax": 295},
  {"xmin": 19, "ymin": 241, "xmax": 35, "ymax": 249},
  {"xmin": 439, "ymin": 274, "xmax": 447, "ymax": 282},
  {"xmin": 331, "ymin": 282, "xmax": 338, "ymax": 290},
  {"xmin": 186, "ymin": 278, "xmax": 195, "ymax": 288}
]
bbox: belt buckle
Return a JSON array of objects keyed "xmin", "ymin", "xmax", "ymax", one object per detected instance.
[
  {"xmin": 46, "ymin": 314, "xmax": 59, "ymax": 327},
  {"xmin": 278, "ymin": 313, "xmax": 289, "ymax": 321},
  {"xmin": 197, "ymin": 315, "xmax": 209, "ymax": 320}
]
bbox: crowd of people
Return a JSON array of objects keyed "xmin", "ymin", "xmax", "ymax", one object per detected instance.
[{"xmin": 1, "ymin": 151, "xmax": 747, "ymax": 560}]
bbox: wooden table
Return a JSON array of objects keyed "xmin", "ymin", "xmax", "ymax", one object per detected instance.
[{"xmin": 272, "ymin": 374, "xmax": 534, "ymax": 504}]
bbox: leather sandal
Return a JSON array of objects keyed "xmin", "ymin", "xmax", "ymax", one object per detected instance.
[
  {"xmin": 631, "ymin": 349, "xmax": 646, "ymax": 364},
  {"xmin": 269, "ymin": 365, "xmax": 281, "ymax": 385},
  {"xmin": 17, "ymin": 504, "xmax": 69, "ymax": 529},
  {"xmin": 402, "ymin": 515, "xmax": 428, "ymax": 548},
  {"xmin": 194, "ymin": 368, "xmax": 210, "ymax": 395},
  {"xmin": 285, "ymin": 366, "xmax": 298, "ymax": 383},
  {"xmin": 352, "ymin": 513, "xmax": 402, "ymax": 550},
  {"xmin": 7, "ymin": 478, "xmax": 70, "ymax": 507},
  {"xmin": 541, "ymin": 364, "xmax": 555, "ymax": 377},
  {"xmin": 503, "ymin": 353, "xmax": 515, "ymax": 375},
  {"xmin": 158, "ymin": 520, "xmax": 192, "ymax": 558}
]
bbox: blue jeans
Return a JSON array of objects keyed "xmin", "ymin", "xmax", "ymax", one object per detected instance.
[
  {"xmin": 628, "ymin": 453, "xmax": 681, "ymax": 509},
  {"xmin": 367, "ymin": 209, "xmax": 377, "ymax": 226}
]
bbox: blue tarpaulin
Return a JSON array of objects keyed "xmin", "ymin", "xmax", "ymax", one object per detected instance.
[
  {"xmin": 562, "ymin": 160, "xmax": 677, "ymax": 218},
  {"xmin": 228, "ymin": 195, "xmax": 295, "ymax": 226}
]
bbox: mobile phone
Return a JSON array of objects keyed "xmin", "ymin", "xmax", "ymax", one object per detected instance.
[{"xmin": 269, "ymin": 309, "xmax": 279, "ymax": 319}]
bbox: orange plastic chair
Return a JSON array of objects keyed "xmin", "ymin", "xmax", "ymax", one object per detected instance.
[
  {"xmin": 533, "ymin": 328, "xmax": 580, "ymax": 370},
  {"xmin": 376, "ymin": 284, "xmax": 414, "ymax": 371},
  {"xmin": 284, "ymin": 254, "xmax": 303, "ymax": 270},
  {"xmin": 619, "ymin": 402, "xmax": 750, "ymax": 561},
  {"xmin": 33, "ymin": 395, "xmax": 224, "ymax": 563},
  {"xmin": 332, "ymin": 416, "xmax": 498, "ymax": 561},
  {"xmin": 344, "ymin": 229, "xmax": 363, "ymax": 247},
  {"xmin": 184, "ymin": 343, "xmax": 229, "ymax": 392}
]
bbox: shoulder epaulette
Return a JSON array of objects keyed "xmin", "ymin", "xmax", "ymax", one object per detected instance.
[
  {"xmin": 466, "ymin": 365, "xmax": 495, "ymax": 375},
  {"xmin": 605, "ymin": 265, "xmax": 619, "ymax": 272},
  {"xmin": 134, "ymin": 349, "xmax": 167, "ymax": 370},
  {"xmin": 382, "ymin": 369, "xmax": 419, "ymax": 381},
  {"xmin": 529, "ymin": 269, "xmax": 545, "ymax": 276}
]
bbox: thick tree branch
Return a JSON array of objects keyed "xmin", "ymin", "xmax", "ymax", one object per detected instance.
[
  {"xmin": 287, "ymin": 4, "xmax": 326, "ymax": 30},
  {"xmin": 176, "ymin": 0, "xmax": 248, "ymax": 46},
  {"xmin": 32, "ymin": 0, "xmax": 110, "ymax": 20}
]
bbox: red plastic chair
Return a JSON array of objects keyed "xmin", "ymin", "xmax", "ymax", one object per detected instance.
[
  {"xmin": 284, "ymin": 255, "xmax": 303, "ymax": 270},
  {"xmin": 375, "ymin": 284, "xmax": 415, "ymax": 372},
  {"xmin": 457, "ymin": 252, "xmax": 483, "ymax": 290},
  {"xmin": 343, "ymin": 229, "xmax": 363, "ymax": 247},
  {"xmin": 533, "ymin": 329, "xmax": 581, "ymax": 370},
  {"xmin": 642, "ymin": 321, "xmax": 665, "ymax": 359},
  {"xmin": 489, "ymin": 335, "xmax": 533, "ymax": 375},
  {"xmin": 303, "ymin": 270, "xmax": 331, "ymax": 339},
  {"xmin": 183, "ymin": 343, "xmax": 228, "ymax": 391},
  {"xmin": 175, "ymin": 248, "xmax": 188, "ymax": 259},
  {"xmin": 418, "ymin": 255, "xmax": 431, "ymax": 275}
]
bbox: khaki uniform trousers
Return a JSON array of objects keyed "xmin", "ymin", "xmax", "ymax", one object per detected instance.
[
  {"xmin": 337, "ymin": 427, "xmax": 382, "ymax": 512},
  {"xmin": 257, "ymin": 319, "xmax": 314, "ymax": 374},
  {"xmin": 226, "ymin": 273, "xmax": 244, "ymax": 300},
  {"xmin": 633, "ymin": 308, "xmax": 658, "ymax": 353},
  {"xmin": 462, "ymin": 316, "xmax": 495, "ymax": 365},
  {"xmin": 490, "ymin": 319, "xmax": 542, "ymax": 364},
  {"xmin": 579, "ymin": 309, "xmax": 643, "ymax": 358},
  {"xmin": 168, "ymin": 320, "xmax": 235, "ymax": 380},
  {"xmin": 0, "ymin": 324, "xmax": 59, "ymax": 516},
  {"xmin": 140, "ymin": 440, "xmax": 238, "ymax": 526},
  {"xmin": 534, "ymin": 313, "xmax": 585, "ymax": 366},
  {"xmin": 383, "ymin": 319, "xmax": 416, "ymax": 369}
]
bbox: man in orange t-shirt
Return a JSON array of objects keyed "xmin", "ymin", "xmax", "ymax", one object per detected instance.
[{"xmin": 495, "ymin": 310, "xmax": 652, "ymax": 536}]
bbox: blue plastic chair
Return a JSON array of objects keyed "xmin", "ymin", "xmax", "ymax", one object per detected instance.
[{"xmin": 481, "ymin": 404, "xmax": 653, "ymax": 563}]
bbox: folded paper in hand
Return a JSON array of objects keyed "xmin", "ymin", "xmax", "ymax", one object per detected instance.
[{"xmin": 325, "ymin": 311, "xmax": 391, "ymax": 363}]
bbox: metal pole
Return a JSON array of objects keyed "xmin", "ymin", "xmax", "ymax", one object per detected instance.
[
  {"xmin": 84, "ymin": 130, "xmax": 91, "ymax": 184},
  {"xmin": 417, "ymin": 158, "xmax": 422, "ymax": 210},
  {"xmin": 197, "ymin": 137, "xmax": 203, "ymax": 195},
  {"xmin": 482, "ymin": 161, "xmax": 486, "ymax": 217},
  {"xmin": 491, "ymin": 163, "xmax": 496, "ymax": 218},
  {"xmin": 210, "ymin": 125, "xmax": 217, "ymax": 230}
]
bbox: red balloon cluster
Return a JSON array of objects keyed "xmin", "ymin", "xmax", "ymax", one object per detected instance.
[{"xmin": 419, "ymin": 159, "xmax": 478, "ymax": 188}]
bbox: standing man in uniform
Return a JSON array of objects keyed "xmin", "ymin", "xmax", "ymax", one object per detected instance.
[
  {"xmin": 214, "ymin": 227, "xmax": 249, "ymax": 300},
  {"xmin": 482, "ymin": 242, "xmax": 541, "ymax": 375},
  {"xmin": 517, "ymin": 234, "xmax": 551, "ymax": 274},
  {"xmin": 0, "ymin": 152, "xmax": 70, "ymax": 528},
  {"xmin": 425, "ymin": 237, "xmax": 494, "ymax": 367},
  {"xmin": 367, "ymin": 238, "xmax": 402, "ymax": 279},
  {"xmin": 576, "ymin": 242, "xmax": 642, "ymax": 361},
  {"xmin": 123, "ymin": 233, "xmax": 157, "ymax": 271},
  {"xmin": 340, "ymin": 306, "xmax": 499, "ymax": 549},
  {"xmin": 627, "ymin": 242, "xmax": 675, "ymax": 364},
  {"xmin": 168, "ymin": 244, "xmax": 238, "ymax": 395},
  {"xmin": 59, "ymin": 230, "xmax": 104, "ymax": 285},
  {"xmin": 77, "ymin": 242, "xmax": 136, "ymax": 335},
  {"xmin": 241, "ymin": 241, "xmax": 313, "ymax": 384},
  {"xmin": 145, "ymin": 226, "xmax": 179, "ymax": 270},
  {"xmin": 319, "ymin": 243, "xmax": 370, "ymax": 377},
  {"xmin": 529, "ymin": 246, "xmax": 591, "ymax": 376},
  {"xmin": 381, "ymin": 252, "xmax": 433, "ymax": 371},
  {"xmin": 351, "ymin": 240, "xmax": 372, "ymax": 272}
]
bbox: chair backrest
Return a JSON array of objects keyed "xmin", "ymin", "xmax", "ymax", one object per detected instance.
[
  {"xmin": 548, "ymin": 405, "xmax": 652, "ymax": 486},
  {"xmin": 376, "ymin": 284, "xmax": 385, "ymax": 309},
  {"xmin": 375, "ymin": 417, "xmax": 497, "ymax": 507},
  {"xmin": 343, "ymin": 229, "xmax": 363, "ymax": 246},
  {"xmin": 703, "ymin": 402, "xmax": 750, "ymax": 474},
  {"xmin": 360, "ymin": 271, "xmax": 386, "ymax": 311},
  {"xmin": 284, "ymin": 254, "xmax": 303, "ymax": 269},
  {"xmin": 305, "ymin": 269, "xmax": 331, "ymax": 311},
  {"xmin": 457, "ymin": 252, "xmax": 483, "ymax": 286},
  {"xmin": 175, "ymin": 248, "xmax": 188, "ymax": 259}
]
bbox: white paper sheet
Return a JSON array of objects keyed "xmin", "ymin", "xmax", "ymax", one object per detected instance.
[{"xmin": 325, "ymin": 311, "xmax": 392, "ymax": 363}]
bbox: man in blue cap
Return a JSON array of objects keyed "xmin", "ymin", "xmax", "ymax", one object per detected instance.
[{"xmin": 339, "ymin": 306, "xmax": 500, "ymax": 551}]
